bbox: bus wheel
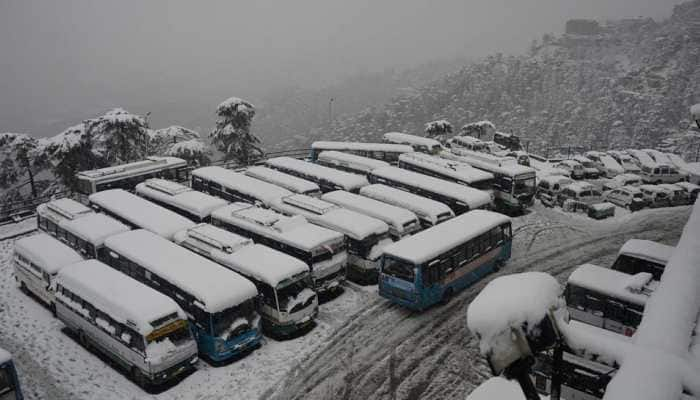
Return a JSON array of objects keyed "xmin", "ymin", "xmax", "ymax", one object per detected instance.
[
  {"xmin": 19, "ymin": 282, "xmax": 28, "ymax": 294},
  {"xmin": 50, "ymin": 303, "xmax": 56, "ymax": 317},
  {"xmin": 440, "ymin": 288, "xmax": 454, "ymax": 305}
]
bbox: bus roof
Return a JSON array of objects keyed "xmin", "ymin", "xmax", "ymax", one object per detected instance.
[
  {"xmin": 442, "ymin": 149, "xmax": 536, "ymax": 177},
  {"xmin": 265, "ymin": 157, "xmax": 369, "ymax": 191},
  {"xmin": 317, "ymin": 151, "xmax": 390, "ymax": 172},
  {"xmin": 244, "ymin": 166, "xmax": 320, "ymax": 195},
  {"xmin": 398, "ymin": 152, "xmax": 494, "ymax": 183},
  {"xmin": 135, "ymin": 179, "xmax": 229, "ymax": 219},
  {"xmin": 567, "ymin": 264, "xmax": 653, "ymax": 306},
  {"xmin": 192, "ymin": 166, "xmax": 292, "ymax": 205},
  {"xmin": 14, "ymin": 233, "xmax": 83, "ymax": 274},
  {"xmin": 618, "ymin": 239, "xmax": 673, "ymax": 266},
  {"xmin": 321, "ymin": 190, "xmax": 418, "ymax": 228},
  {"xmin": 58, "ymin": 260, "xmax": 186, "ymax": 335},
  {"xmin": 219, "ymin": 244, "xmax": 309, "ymax": 287},
  {"xmin": 383, "ymin": 132, "xmax": 441, "ymax": 148},
  {"xmin": 0, "ymin": 348, "xmax": 11, "ymax": 364},
  {"xmin": 370, "ymin": 166, "xmax": 492, "ymax": 209},
  {"xmin": 383, "ymin": 210, "xmax": 510, "ymax": 264},
  {"xmin": 59, "ymin": 213, "xmax": 130, "ymax": 246},
  {"xmin": 89, "ymin": 189, "xmax": 195, "ymax": 240},
  {"xmin": 76, "ymin": 156, "xmax": 186, "ymax": 182},
  {"xmin": 173, "ymin": 223, "xmax": 253, "ymax": 255},
  {"xmin": 105, "ymin": 229, "xmax": 258, "ymax": 313},
  {"xmin": 38, "ymin": 198, "xmax": 93, "ymax": 221},
  {"xmin": 359, "ymin": 184, "xmax": 454, "ymax": 221},
  {"xmin": 311, "ymin": 141, "xmax": 413, "ymax": 153}
]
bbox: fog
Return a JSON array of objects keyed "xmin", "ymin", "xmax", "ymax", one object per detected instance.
[{"xmin": 0, "ymin": 0, "xmax": 677, "ymax": 136}]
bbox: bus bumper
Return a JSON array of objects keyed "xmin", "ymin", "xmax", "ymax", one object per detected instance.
[
  {"xmin": 148, "ymin": 355, "xmax": 198, "ymax": 385},
  {"xmin": 265, "ymin": 308, "xmax": 319, "ymax": 337},
  {"xmin": 347, "ymin": 255, "xmax": 379, "ymax": 285},
  {"xmin": 208, "ymin": 329, "xmax": 262, "ymax": 362}
]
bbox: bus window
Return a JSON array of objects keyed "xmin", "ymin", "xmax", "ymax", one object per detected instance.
[{"xmin": 383, "ymin": 257, "xmax": 415, "ymax": 282}]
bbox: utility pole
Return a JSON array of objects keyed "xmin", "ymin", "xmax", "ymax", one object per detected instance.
[{"xmin": 328, "ymin": 98, "xmax": 334, "ymax": 128}]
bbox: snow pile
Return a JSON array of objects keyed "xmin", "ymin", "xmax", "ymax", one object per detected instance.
[
  {"xmin": 145, "ymin": 337, "xmax": 177, "ymax": 364},
  {"xmin": 217, "ymin": 97, "xmax": 255, "ymax": 116},
  {"xmin": 466, "ymin": 376, "xmax": 541, "ymax": 400},
  {"xmin": 467, "ymin": 272, "xmax": 563, "ymax": 355}
]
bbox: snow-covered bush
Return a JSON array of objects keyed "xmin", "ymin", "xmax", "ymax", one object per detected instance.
[
  {"xmin": 210, "ymin": 97, "xmax": 263, "ymax": 165},
  {"xmin": 84, "ymin": 108, "xmax": 150, "ymax": 164},
  {"xmin": 166, "ymin": 138, "xmax": 211, "ymax": 166},
  {"xmin": 148, "ymin": 125, "xmax": 201, "ymax": 156},
  {"xmin": 462, "ymin": 120, "xmax": 496, "ymax": 139},
  {"xmin": 424, "ymin": 119, "xmax": 453, "ymax": 139}
]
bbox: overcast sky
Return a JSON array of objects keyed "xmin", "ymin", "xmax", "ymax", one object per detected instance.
[{"xmin": 0, "ymin": 0, "xmax": 679, "ymax": 136}]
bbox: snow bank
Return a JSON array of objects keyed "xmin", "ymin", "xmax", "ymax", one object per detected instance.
[{"xmin": 14, "ymin": 233, "xmax": 83, "ymax": 274}]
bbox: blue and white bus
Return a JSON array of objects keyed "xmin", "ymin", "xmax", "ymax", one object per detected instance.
[
  {"xmin": 397, "ymin": 152, "xmax": 495, "ymax": 192},
  {"xmin": 135, "ymin": 179, "xmax": 229, "ymax": 223},
  {"xmin": 379, "ymin": 210, "xmax": 512, "ymax": 310},
  {"xmin": 102, "ymin": 229, "xmax": 262, "ymax": 363},
  {"xmin": 0, "ymin": 348, "xmax": 22, "ymax": 400}
]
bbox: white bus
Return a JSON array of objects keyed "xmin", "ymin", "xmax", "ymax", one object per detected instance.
[
  {"xmin": 566, "ymin": 263, "xmax": 655, "ymax": 337},
  {"xmin": 135, "ymin": 179, "xmax": 229, "ymax": 223},
  {"xmin": 102, "ymin": 229, "xmax": 262, "ymax": 362},
  {"xmin": 309, "ymin": 141, "xmax": 414, "ymax": 163},
  {"xmin": 210, "ymin": 203, "xmax": 348, "ymax": 295},
  {"xmin": 265, "ymin": 157, "xmax": 368, "ymax": 193},
  {"xmin": 611, "ymin": 239, "xmax": 673, "ymax": 281},
  {"xmin": 244, "ymin": 166, "xmax": 321, "ymax": 197},
  {"xmin": 13, "ymin": 233, "xmax": 83, "ymax": 313},
  {"xmin": 382, "ymin": 132, "xmax": 442, "ymax": 155},
  {"xmin": 367, "ymin": 166, "xmax": 492, "ymax": 215},
  {"xmin": 270, "ymin": 194, "xmax": 392, "ymax": 284},
  {"xmin": 359, "ymin": 184, "xmax": 454, "ymax": 228},
  {"xmin": 76, "ymin": 156, "xmax": 189, "ymax": 195},
  {"xmin": 191, "ymin": 166, "xmax": 292, "ymax": 207},
  {"xmin": 89, "ymin": 189, "xmax": 195, "ymax": 241},
  {"xmin": 55, "ymin": 260, "xmax": 198, "ymax": 387},
  {"xmin": 173, "ymin": 224, "xmax": 318, "ymax": 337},
  {"xmin": 316, "ymin": 151, "xmax": 390, "ymax": 176},
  {"xmin": 321, "ymin": 190, "xmax": 420, "ymax": 240},
  {"xmin": 397, "ymin": 152, "xmax": 495, "ymax": 192}
]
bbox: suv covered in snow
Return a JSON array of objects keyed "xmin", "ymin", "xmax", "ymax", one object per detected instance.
[
  {"xmin": 557, "ymin": 182, "xmax": 602, "ymax": 207},
  {"xmin": 638, "ymin": 185, "xmax": 671, "ymax": 208},
  {"xmin": 555, "ymin": 160, "xmax": 585, "ymax": 180},
  {"xmin": 537, "ymin": 175, "xmax": 574, "ymax": 207},
  {"xmin": 603, "ymin": 186, "xmax": 648, "ymax": 211}
]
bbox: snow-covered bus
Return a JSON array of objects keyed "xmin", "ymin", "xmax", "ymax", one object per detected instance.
[
  {"xmin": 191, "ymin": 166, "xmax": 292, "ymax": 207},
  {"xmin": 13, "ymin": 233, "xmax": 83, "ymax": 314},
  {"xmin": 442, "ymin": 149, "xmax": 536, "ymax": 214},
  {"xmin": 56, "ymin": 260, "xmax": 198, "ymax": 387},
  {"xmin": 382, "ymin": 132, "xmax": 442, "ymax": 155},
  {"xmin": 244, "ymin": 166, "xmax": 321, "ymax": 197},
  {"xmin": 367, "ymin": 166, "xmax": 492, "ymax": 215},
  {"xmin": 135, "ymin": 179, "xmax": 228, "ymax": 223},
  {"xmin": 270, "ymin": 194, "xmax": 392, "ymax": 284},
  {"xmin": 0, "ymin": 348, "xmax": 23, "ymax": 400},
  {"xmin": 449, "ymin": 135, "xmax": 488, "ymax": 152},
  {"xmin": 379, "ymin": 210, "xmax": 512, "ymax": 310},
  {"xmin": 173, "ymin": 224, "xmax": 318, "ymax": 336},
  {"xmin": 102, "ymin": 229, "xmax": 261, "ymax": 362},
  {"xmin": 359, "ymin": 184, "xmax": 454, "ymax": 228},
  {"xmin": 397, "ymin": 152, "xmax": 495, "ymax": 192},
  {"xmin": 89, "ymin": 189, "xmax": 195, "ymax": 241},
  {"xmin": 309, "ymin": 141, "xmax": 414, "ymax": 163},
  {"xmin": 610, "ymin": 239, "xmax": 673, "ymax": 281},
  {"xmin": 264, "ymin": 157, "xmax": 368, "ymax": 193},
  {"xmin": 321, "ymin": 190, "xmax": 420, "ymax": 240},
  {"xmin": 76, "ymin": 156, "xmax": 189, "ymax": 195},
  {"xmin": 210, "ymin": 203, "xmax": 347, "ymax": 295},
  {"xmin": 316, "ymin": 151, "xmax": 390, "ymax": 176},
  {"xmin": 566, "ymin": 263, "xmax": 655, "ymax": 337}
]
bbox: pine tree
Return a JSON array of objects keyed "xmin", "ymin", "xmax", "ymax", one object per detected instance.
[{"xmin": 210, "ymin": 97, "xmax": 263, "ymax": 165}]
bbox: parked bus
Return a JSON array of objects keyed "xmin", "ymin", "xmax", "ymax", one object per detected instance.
[
  {"xmin": 565, "ymin": 263, "xmax": 655, "ymax": 336},
  {"xmin": 0, "ymin": 348, "xmax": 23, "ymax": 400},
  {"xmin": 102, "ymin": 229, "xmax": 261, "ymax": 362},
  {"xmin": 76, "ymin": 156, "xmax": 188, "ymax": 195},
  {"xmin": 270, "ymin": 194, "xmax": 392, "ymax": 284},
  {"xmin": 316, "ymin": 151, "xmax": 390, "ymax": 176},
  {"xmin": 611, "ymin": 239, "xmax": 673, "ymax": 281},
  {"xmin": 89, "ymin": 189, "xmax": 195, "ymax": 241},
  {"xmin": 173, "ymin": 224, "xmax": 318, "ymax": 336},
  {"xmin": 309, "ymin": 141, "xmax": 414, "ymax": 163},
  {"xmin": 449, "ymin": 135, "xmax": 488, "ymax": 152},
  {"xmin": 56, "ymin": 260, "xmax": 198, "ymax": 386},
  {"xmin": 191, "ymin": 166, "xmax": 292, "ymax": 207},
  {"xmin": 359, "ymin": 184, "xmax": 454, "ymax": 229},
  {"xmin": 321, "ymin": 190, "xmax": 421, "ymax": 240},
  {"xmin": 442, "ymin": 149, "xmax": 536, "ymax": 213},
  {"xmin": 265, "ymin": 157, "xmax": 368, "ymax": 193},
  {"xmin": 382, "ymin": 132, "xmax": 442, "ymax": 155},
  {"xmin": 397, "ymin": 152, "xmax": 495, "ymax": 192},
  {"xmin": 379, "ymin": 210, "xmax": 512, "ymax": 310},
  {"xmin": 244, "ymin": 166, "xmax": 321, "ymax": 197},
  {"xmin": 135, "ymin": 179, "xmax": 228, "ymax": 223},
  {"xmin": 38, "ymin": 212, "xmax": 130, "ymax": 260},
  {"xmin": 367, "ymin": 166, "xmax": 492, "ymax": 215},
  {"xmin": 13, "ymin": 233, "xmax": 83, "ymax": 314},
  {"xmin": 210, "ymin": 203, "xmax": 347, "ymax": 294}
]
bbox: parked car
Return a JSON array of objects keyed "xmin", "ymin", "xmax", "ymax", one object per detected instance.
[
  {"xmin": 657, "ymin": 183, "xmax": 689, "ymax": 206},
  {"xmin": 572, "ymin": 155, "xmax": 601, "ymax": 179},
  {"xmin": 557, "ymin": 182, "xmax": 602, "ymax": 207},
  {"xmin": 602, "ymin": 173, "xmax": 643, "ymax": 191},
  {"xmin": 607, "ymin": 150, "xmax": 641, "ymax": 174},
  {"xmin": 537, "ymin": 175, "xmax": 574, "ymax": 207},
  {"xmin": 587, "ymin": 202, "xmax": 616, "ymax": 219},
  {"xmin": 506, "ymin": 151, "xmax": 531, "ymax": 167},
  {"xmin": 603, "ymin": 185, "xmax": 648, "ymax": 211},
  {"xmin": 585, "ymin": 151, "xmax": 624, "ymax": 178},
  {"xmin": 555, "ymin": 160, "xmax": 585, "ymax": 180},
  {"xmin": 674, "ymin": 181, "xmax": 700, "ymax": 203},
  {"xmin": 638, "ymin": 184, "xmax": 672, "ymax": 208},
  {"xmin": 642, "ymin": 164, "xmax": 684, "ymax": 184}
]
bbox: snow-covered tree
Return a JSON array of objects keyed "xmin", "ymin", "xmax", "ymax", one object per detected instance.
[
  {"xmin": 210, "ymin": 97, "xmax": 262, "ymax": 165},
  {"xmin": 84, "ymin": 108, "xmax": 150, "ymax": 164},
  {"xmin": 0, "ymin": 133, "xmax": 45, "ymax": 196},
  {"xmin": 148, "ymin": 125, "xmax": 201, "ymax": 156},
  {"xmin": 425, "ymin": 119, "xmax": 453, "ymax": 142},
  {"xmin": 166, "ymin": 139, "xmax": 211, "ymax": 166},
  {"xmin": 462, "ymin": 121, "xmax": 496, "ymax": 139},
  {"xmin": 42, "ymin": 123, "xmax": 102, "ymax": 191}
]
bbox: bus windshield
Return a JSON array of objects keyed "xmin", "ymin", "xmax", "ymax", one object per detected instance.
[
  {"xmin": 513, "ymin": 176, "xmax": 536, "ymax": 196},
  {"xmin": 383, "ymin": 256, "xmax": 415, "ymax": 283},
  {"xmin": 277, "ymin": 277, "xmax": 314, "ymax": 313},
  {"xmin": 212, "ymin": 299, "xmax": 257, "ymax": 338},
  {"xmin": 147, "ymin": 320, "xmax": 191, "ymax": 346}
]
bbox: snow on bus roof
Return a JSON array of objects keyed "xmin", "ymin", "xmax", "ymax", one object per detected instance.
[
  {"xmin": 567, "ymin": 264, "xmax": 652, "ymax": 306},
  {"xmin": 370, "ymin": 166, "xmax": 491, "ymax": 209},
  {"xmin": 59, "ymin": 213, "xmax": 130, "ymax": 246},
  {"xmin": 265, "ymin": 157, "xmax": 369, "ymax": 191},
  {"xmin": 58, "ymin": 260, "xmax": 186, "ymax": 335},
  {"xmin": 311, "ymin": 141, "xmax": 413, "ymax": 153},
  {"xmin": 136, "ymin": 179, "xmax": 229, "ymax": 219},
  {"xmin": 442, "ymin": 149, "xmax": 536, "ymax": 176},
  {"xmin": 321, "ymin": 190, "xmax": 418, "ymax": 229},
  {"xmin": 359, "ymin": 184, "xmax": 454, "ymax": 221},
  {"xmin": 77, "ymin": 157, "xmax": 186, "ymax": 181},
  {"xmin": 398, "ymin": 152, "xmax": 494, "ymax": 183},
  {"xmin": 105, "ymin": 230, "xmax": 258, "ymax": 313},
  {"xmin": 218, "ymin": 244, "xmax": 309, "ymax": 287},
  {"xmin": 317, "ymin": 151, "xmax": 390, "ymax": 172},
  {"xmin": 382, "ymin": 132, "xmax": 441, "ymax": 148},
  {"xmin": 173, "ymin": 223, "xmax": 253, "ymax": 255},
  {"xmin": 40, "ymin": 198, "xmax": 93, "ymax": 221},
  {"xmin": 618, "ymin": 239, "xmax": 673, "ymax": 266},
  {"xmin": 384, "ymin": 210, "xmax": 510, "ymax": 264},
  {"xmin": 192, "ymin": 166, "xmax": 292, "ymax": 205},
  {"xmin": 89, "ymin": 189, "xmax": 195, "ymax": 240},
  {"xmin": 244, "ymin": 166, "xmax": 320, "ymax": 195},
  {"xmin": 14, "ymin": 233, "xmax": 83, "ymax": 274}
]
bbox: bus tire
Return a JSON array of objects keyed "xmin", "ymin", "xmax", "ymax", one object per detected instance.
[
  {"xmin": 441, "ymin": 288, "xmax": 454, "ymax": 305},
  {"xmin": 19, "ymin": 281, "xmax": 28, "ymax": 294},
  {"xmin": 50, "ymin": 303, "xmax": 56, "ymax": 317}
]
